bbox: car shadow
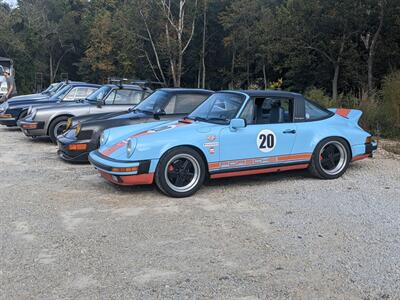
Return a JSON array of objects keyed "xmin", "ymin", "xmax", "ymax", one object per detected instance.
[
  {"xmin": 1, "ymin": 126, "xmax": 20, "ymax": 132},
  {"xmin": 204, "ymin": 169, "xmax": 312, "ymax": 188}
]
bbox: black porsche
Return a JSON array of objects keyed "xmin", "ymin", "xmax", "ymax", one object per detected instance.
[{"xmin": 57, "ymin": 88, "xmax": 213, "ymax": 163}]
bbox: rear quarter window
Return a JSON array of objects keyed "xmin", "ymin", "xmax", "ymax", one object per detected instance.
[{"xmin": 304, "ymin": 100, "xmax": 333, "ymax": 121}]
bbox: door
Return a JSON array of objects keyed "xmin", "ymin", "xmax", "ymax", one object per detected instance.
[{"xmin": 219, "ymin": 96, "xmax": 297, "ymax": 164}]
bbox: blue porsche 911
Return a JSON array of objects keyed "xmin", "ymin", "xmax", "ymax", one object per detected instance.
[{"xmin": 88, "ymin": 90, "xmax": 377, "ymax": 197}]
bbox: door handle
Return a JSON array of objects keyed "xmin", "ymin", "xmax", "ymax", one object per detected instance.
[{"xmin": 283, "ymin": 129, "xmax": 296, "ymax": 134}]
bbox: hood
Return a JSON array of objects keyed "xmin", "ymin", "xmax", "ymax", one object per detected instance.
[
  {"xmin": 78, "ymin": 110, "xmax": 130, "ymax": 124},
  {"xmin": 9, "ymin": 93, "xmax": 48, "ymax": 101},
  {"xmin": 99, "ymin": 119, "xmax": 217, "ymax": 160},
  {"xmin": 7, "ymin": 96, "xmax": 54, "ymax": 108}
]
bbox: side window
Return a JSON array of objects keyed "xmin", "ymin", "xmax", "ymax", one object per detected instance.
[
  {"xmin": 164, "ymin": 96, "xmax": 176, "ymax": 114},
  {"xmin": 104, "ymin": 90, "xmax": 116, "ymax": 105},
  {"xmin": 240, "ymin": 99, "xmax": 255, "ymax": 124},
  {"xmin": 105, "ymin": 89, "xmax": 144, "ymax": 105},
  {"xmin": 63, "ymin": 88, "xmax": 78, "ymax": 101},
  {"xmin": 173, "ymin": 94, "xmax": 208, "ymax": 114},
  {"xmin": 74, "ymin": 88, "xmax": 90, "ymax": 100},
  {"xmin": 86, "ymin": 87, "xmax": 98, "ymax": 97},
  {"xmin": 305, "ymin": 100, "xmax": 332, "ymax": 120},
  {"xmin": 254, "ymin": 97, "xmax": 293, "ymax": 124}
]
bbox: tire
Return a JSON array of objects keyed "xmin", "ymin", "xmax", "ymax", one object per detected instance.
[
  {"xmin": 18, "ymin": 110, "xmax": 28, "ymax": 121},
  {"xmin": 155, "ymin": 147, "xmax": 206, "ymax": 198},
  {"xmin": 48, "ymin": 116, "xmax": 69, "ymax": 144},
  {"xmin": 309, "ymin": 137, "xmax": 351, "ymax": 179}
]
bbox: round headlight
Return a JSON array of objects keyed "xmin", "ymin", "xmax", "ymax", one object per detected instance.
[
  {"xmin": 100, "ymin": 131, "xmax": 109, "ymax": 146},
  {"xmin": 75, "ymin": 122, "xmax": 81, "ymax": 136},
  {"xmin": 65, "ymin": 118, "xmax": 72, "ymax": 131},
  {"xmin": 126, "ymin": 139, "xmax": 134, "ymax": 157}
]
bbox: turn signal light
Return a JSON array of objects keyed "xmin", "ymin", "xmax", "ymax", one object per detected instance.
[
  {"xmin": 111, "ymin": 166, "xmax": 139, "ymax": 173},
  {"xmin": 0, "ymin": 114, "xmax": 12, "ymax": 118},
  {"xmin": 68, "ymin": 143, "xmax": 88, "ymax": 151},
  {"xmin": 365, "ymin": 136, "xmax": 372, "ymax": 144},
  {"xmin": 22, "ymin": 123, "xmax": 38, "ymax": 129}
]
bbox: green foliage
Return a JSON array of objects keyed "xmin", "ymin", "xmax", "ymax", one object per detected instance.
[{"xmin": 0, "ymin": 0, "xmax": 400, "ymax": 136}]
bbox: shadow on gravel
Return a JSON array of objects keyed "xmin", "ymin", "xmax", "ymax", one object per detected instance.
[
  {"xmin": 205, "ymin": 169, "xmax": 311, "ymax": 187},
  {"xmin": 0, "ymin": 126, "xmax": 20, "ymax": 132},
  {"xmin": 30, "ymin": 137, "xmax": 52, "ymax": 143}
]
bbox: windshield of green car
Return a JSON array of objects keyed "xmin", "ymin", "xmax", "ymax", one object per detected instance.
[
  {"xmin": 86, "ymin": 86, "xmax": 113, "ymax": 103},
  {"xmin": 133, "ymin": 91, "xmax": 170, "ymax": 113},
  {"xmin": 187, "ymin": 92, "xmax": 245, "ymax": 124},
  {"xmin": 50, "ymin": 85, "xmax": 72, "ymax": 100}
]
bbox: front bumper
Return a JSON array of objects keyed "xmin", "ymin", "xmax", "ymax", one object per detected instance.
[
  {"xmin": 352, "ymin": 141, "xmax": 378, "ymax": 161},
  {"xmin": 89, "ymin": 150, "xmax": 154, "ymax": 186},
  {"xmin": 0, "ymin": 114, "xmax": 17, "ymax": 126},
  {"xmin": 18, "ymin": 120, "xmax": 45, "ymax": 136},
  {"xmin": 57, "ymin": 135, "xmax": 94, "ymax": 163}
]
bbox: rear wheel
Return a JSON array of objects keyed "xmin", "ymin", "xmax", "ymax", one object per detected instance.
[
  {"xmin": 155, "ymin": 147, "xmax": 206, "ymax": 197},
  {"xmin": 49, "ymin": 116, "xmax": 69, "ymax": 144},
  {"xmin": 309, "ymin": 137, "xmax": 350, "ymax": 179}
]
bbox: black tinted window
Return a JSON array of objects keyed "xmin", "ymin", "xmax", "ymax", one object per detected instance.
[
  {"xmin": 165, "ymin": 94, "xmax": 208, "ymax": 114},
  {"xmin": 253, "ymin": 97, "xmax": 293, "ymax": 124}
]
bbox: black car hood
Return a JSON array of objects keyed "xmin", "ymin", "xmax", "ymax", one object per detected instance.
[{"xmin": 73, "ymin": 110, "xmax": 130, "ymax": 124}]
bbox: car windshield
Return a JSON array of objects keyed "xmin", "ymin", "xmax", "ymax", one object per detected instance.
[
  {"xmin": 86, "ymin": 86, "xmax": 112, "ymax": 102},
  {"xmin": 50, "ymin": 85, "xmax": 72, "ymax": 100},
  {"xmin": 133, "ymin": 91, "xmax": 170, "ymax": 113},
  {"xmin": 187, "ymin": 92, "xmax": 246, "ymax": 124}
]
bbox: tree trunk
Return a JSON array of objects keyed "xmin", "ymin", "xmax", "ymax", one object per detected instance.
[
  {"xmin": 262, "ymin": 62, "xmax": 267, "ymax": 89},
  {"xmin": 201, "ymin": 0, "xmax": 207, "ymax": 88},
  {"xmin": 332, "ymin": 64, "xmax": 339, "ymax": 102},
  {"xmin": 230, "ymin": 46, "xmax": 236, "ymax": 89},
  {"xmin": 49, "ymin": 54, "xmax": 53, "ymax": 84}
]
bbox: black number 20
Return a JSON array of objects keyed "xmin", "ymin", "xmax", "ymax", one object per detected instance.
[{"xmin": 259, "ymin": 133, "xmax": 274, "ymax": 149}]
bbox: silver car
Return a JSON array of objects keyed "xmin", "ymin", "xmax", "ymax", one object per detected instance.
[{"xmin": 18, "ymin": 84, "xmax": 152, "ymax": 143}]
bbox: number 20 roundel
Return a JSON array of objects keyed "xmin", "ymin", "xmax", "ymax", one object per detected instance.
[{"xmin": 257, "ymin": 129, "xmax": 276, "ymax": 153}]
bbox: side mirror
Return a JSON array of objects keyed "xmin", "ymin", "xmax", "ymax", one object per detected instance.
[
  {"xmin": 96, "ymin": 98, "xmax": 104, "ymax": 108},
  {"xmin": 154, "ymin": 108, "xmax": 166, "ymax": 119},
  {"xmin": 229, "ymin": 118, "xmax": 246, "ymax": 131}
]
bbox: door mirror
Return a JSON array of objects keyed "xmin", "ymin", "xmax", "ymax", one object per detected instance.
[
  {"xmin": 154, "ymin": 108, "xmax": 166, "ymax": 119},
  {"xmin": 96, "ymin": 98, "xmax": 104, "ymax": 108},
  {"xmin": 229, "ymin": 118, "xmax": 246, "ymax": 131}
]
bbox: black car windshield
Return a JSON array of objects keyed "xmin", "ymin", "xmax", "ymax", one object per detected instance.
[
  {"xmin": 133, "ymin": 91, "xmax": 170, "ymax": 113},
  {"xmin": 50, "ymin": 85, "xmax": 71, "ymax": 100},
  {"xmin": 187, "ymin": 92, "xmax": 245, "ymax": 124},
  {"xmin": 86, "ymin": 86, "xmax": 112, "ymax": 103}
]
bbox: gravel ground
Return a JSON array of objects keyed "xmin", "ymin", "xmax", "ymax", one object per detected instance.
[{"xmin": 0, "ymin": 126, "xmax": 399, "ymax": 300}]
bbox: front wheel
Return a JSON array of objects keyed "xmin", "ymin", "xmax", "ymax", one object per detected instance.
[
  {"xmin": 309, "ymin": 137, "xmax": 351, "ymax": 179},
  {"xmin": 48, "ymin": 116, "xmax": 69, "ymax": 144},
  {"xmin": 155, "ymin": 147, "xmax": 206, "ymax": 198}
]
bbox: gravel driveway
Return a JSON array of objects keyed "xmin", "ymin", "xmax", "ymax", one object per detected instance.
[{"xmin": 0, "ymin": 127, "xmax": 399, "ymax": 299}]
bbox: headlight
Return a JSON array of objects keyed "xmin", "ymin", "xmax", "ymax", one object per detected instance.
[
  {"xmin": 100, "ymin": 131, "xmax": 109, "ymax": 146},
  {"xmin": 65, "ymin": 118, "xmax": 72, "ymax": 131},
  {"xmin": 126, "ymin": 139, "xmax": 135, "ymax": 157},
  {"xmin": 75, "ymin": 122, "xmax": 81, "ymax": 136},
  {"xmin": 0, "ymin": 102, "xmax": 7, "ymax": 112}
]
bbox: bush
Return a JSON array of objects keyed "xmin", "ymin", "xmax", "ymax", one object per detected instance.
[
  {"xmin": 304, "ymin": 87, "xmax": 336, "ymax": 108},
  {"xmin": 381, "ymin": 71, "xmax": 400, "ymax": 137}
]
